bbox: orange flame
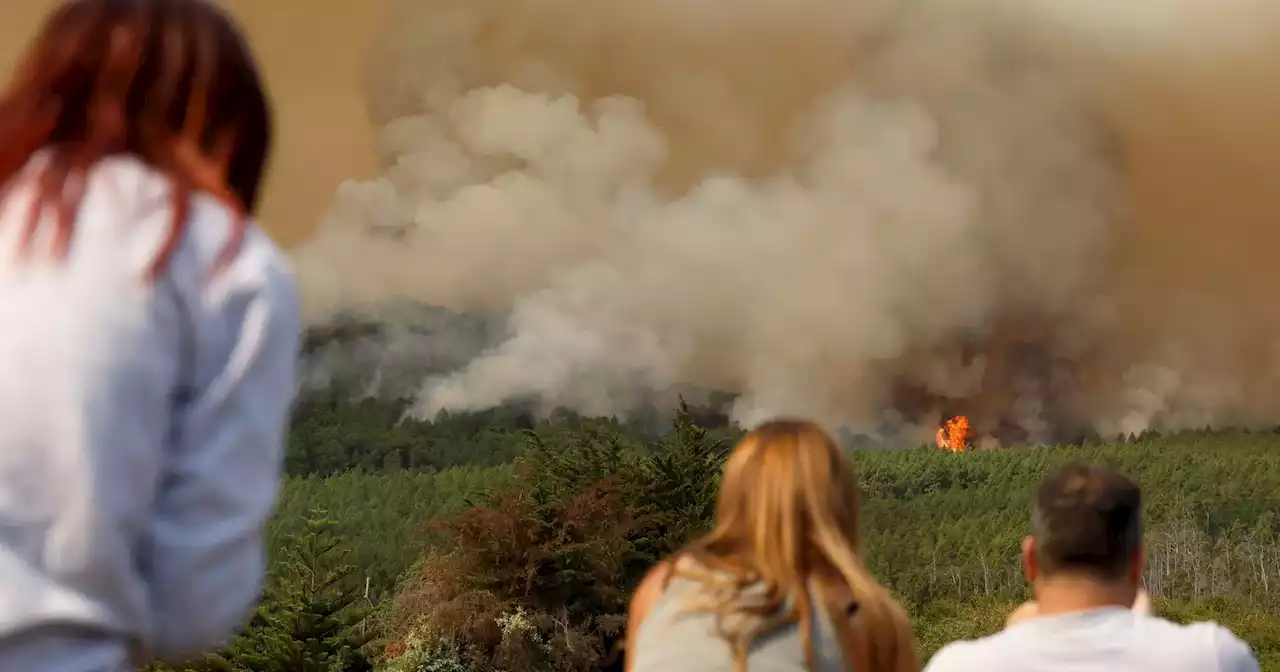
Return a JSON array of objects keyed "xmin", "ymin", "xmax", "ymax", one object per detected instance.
[{"xmin": 936, "ymin": 415, "xmax": 971, "ymax": 452}]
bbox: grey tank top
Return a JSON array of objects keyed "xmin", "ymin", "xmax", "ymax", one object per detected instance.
[{"xmin": 629, "ymin": 571, "xmax": 848, "ymax": 672}]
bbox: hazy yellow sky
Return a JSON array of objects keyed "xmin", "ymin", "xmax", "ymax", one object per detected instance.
[
  {"xmin": 3, "ymin": 0, "xmax": 1279, "ymax": 273},
  {"xmin": 1, "ymin": 0, "xmax": 388, "ymax": 246}
]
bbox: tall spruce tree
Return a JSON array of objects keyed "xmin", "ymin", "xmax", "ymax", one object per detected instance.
[
  {"xmin": 143, "ymin": 510, "xmax": 373, "ymax": 672},
  {"xmin": 220, "ymin": 510, "xmax": 373, "ymax": 671}
]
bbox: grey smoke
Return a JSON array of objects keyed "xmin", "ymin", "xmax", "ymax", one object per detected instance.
[
  {"xmin": 290, "ymin": 0, "xmax": 1280, "ymax": 443},
  {"xmin": 297, "ymin": 302, "xmax": 508, "ymax": 401}
]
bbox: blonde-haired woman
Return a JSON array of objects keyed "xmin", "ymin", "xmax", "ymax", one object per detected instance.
[{"xmin": 625, "ymin": 419, "xmax": 920, "ymax": 672}]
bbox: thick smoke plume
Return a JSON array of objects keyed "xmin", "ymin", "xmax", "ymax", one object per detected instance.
[{"xmin": 291, "ymin": 0, "xmax": 1280, "ymax": 445}]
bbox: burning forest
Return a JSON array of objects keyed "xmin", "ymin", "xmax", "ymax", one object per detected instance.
[
  {"xmin": 291, "ymin": 0, "xmax": 1280, "ymax": 447},
  {"xmin": 936, "ymin": 416, "xmax": 971, "ymax": 452}
]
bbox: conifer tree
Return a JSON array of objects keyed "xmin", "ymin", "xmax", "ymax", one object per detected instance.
[
  {"xmin": 637, "ymin": 399, "xmax": 730, "ymax": 555},
  {"xmin": 208, "ymin": 510, "xmax": 374, "ymax": 672}
]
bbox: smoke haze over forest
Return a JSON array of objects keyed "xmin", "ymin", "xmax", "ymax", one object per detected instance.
[{"xmin": 291, "ymin": 0, "xmax": 1280, "ymax": 446}]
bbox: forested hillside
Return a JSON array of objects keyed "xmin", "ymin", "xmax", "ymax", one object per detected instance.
[{"xmin": 149, "ymin": 386, "xmax": 1280, "ymax": 672}]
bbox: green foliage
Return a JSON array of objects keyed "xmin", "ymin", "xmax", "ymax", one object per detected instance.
[
  {"xmin": 286, "ymin": 396, "xmax": 532, "ymax": 476},
  {"xmin": 379, "ymin": 406, "xmax": 728, "ymax": 672},
  {"xmin": 629, "ymin": 401, "xmax": 733, "ymax": 560},
  {"xmin": 283, "ymin": 388, "xmax": 736, "ymax": 480},
  {"xmin": 217, "ymin": 511, "xmax": 373, "ymax": 671},
  {"xmin": 848, "ymin": 434, "xmax": 1280, "ymax": 608},
  {"xmin": 147, "ymin": 511, "xmax": 375, "ymax": 672},
  {"xmin": 265, "ymin": 393, "xmax": 1280, "ymax": 671},
  {"xmin": 910, "ymin": 597, "xmax": 1018, "ymax": 657},
  {"xmin": 269, "ymin": 467, "xmax": 513, "ymax": 599}
]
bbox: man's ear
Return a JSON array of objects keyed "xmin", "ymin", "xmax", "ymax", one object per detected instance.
[{"xmin": 1021, "ymin": 536, "xmax": 1038, "ymax": 583}]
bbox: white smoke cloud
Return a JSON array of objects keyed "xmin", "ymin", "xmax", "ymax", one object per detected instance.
[{"xmin": 291, "ymin": 0, "xmax": 1280, "ymax": 443}]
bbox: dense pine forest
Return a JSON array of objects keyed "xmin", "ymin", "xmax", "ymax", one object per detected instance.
[{"xmin": 147, "ymin": 344, "xmax": 1280, "ymax": 671}]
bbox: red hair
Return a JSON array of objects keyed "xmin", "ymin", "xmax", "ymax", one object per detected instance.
[{"xmin": 0, "ymin": 0, "xmax": 273, "ymax": 280}]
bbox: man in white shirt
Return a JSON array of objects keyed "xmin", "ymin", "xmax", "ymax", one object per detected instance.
[{"xmin": 924, "ymin": 463, "xmax": 1260, "ymax": 672}]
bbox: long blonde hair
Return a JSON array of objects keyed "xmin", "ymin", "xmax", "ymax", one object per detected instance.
[{"xmin": 673, "ymin": 419, "xmax": 918, "ymax": 672}]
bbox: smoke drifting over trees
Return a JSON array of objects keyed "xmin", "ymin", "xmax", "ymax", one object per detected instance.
[{"xmin": 291, "ymin": 0, "xmax": 1280, "ymax": 445}]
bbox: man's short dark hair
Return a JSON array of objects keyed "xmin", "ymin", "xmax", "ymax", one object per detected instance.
[{"xmin": 1031, "ymin": 462, "xmax": 1142, "ymax": 580}]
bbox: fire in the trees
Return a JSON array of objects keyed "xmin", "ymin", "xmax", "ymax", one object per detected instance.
[{"xmin": 936, "ymin": 415, "xmax": 971, "ymax": 452}]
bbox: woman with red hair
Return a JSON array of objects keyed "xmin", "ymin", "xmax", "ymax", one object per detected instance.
[{"xmin": 0, "ymin": 1, "xmax": 299, "ymax": 669}]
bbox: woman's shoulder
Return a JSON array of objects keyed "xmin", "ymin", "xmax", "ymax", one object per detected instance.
[
  {"xmin": 634, "ymin": 558, "xmax": 680, "ymax": 603},
  {"xmin": 88, "ymin": 155, "xmax": 278, "ymax": 253},
  {"xmin": 83, "ymin": 156, "xmax": 299, "ymax": 333},
  {"xmin": 630, "ymin": 556, "xmax": 704, "ymax": 619},
  {"xmin": 108, "ymin": 157, "xmax": 293, "ymax": 293}
]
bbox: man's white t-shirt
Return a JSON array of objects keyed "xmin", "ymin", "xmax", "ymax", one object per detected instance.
[{"xmin": 924, "ymin": 607, "xmax": 1260, "ymax": 672}]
